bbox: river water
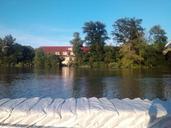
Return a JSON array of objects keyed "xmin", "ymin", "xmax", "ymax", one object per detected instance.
[{"xmin": 0, "ymin": 67, "xmax": 171, "ymax": 100}]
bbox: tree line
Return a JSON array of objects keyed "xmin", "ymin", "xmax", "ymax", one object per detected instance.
[
  {"xmin": 0, "ymin": 17, "xmax": 170, "ymax": 69},
  {"xmin": 71, "ymin": 17, "xmax": 170, "ymax": 68},
  {"xmin": 0, "ymin": 35, "xmax": 35, "ymax": 67},
  {"xmin": 34, "ymin": 48, "xmax": 64, "ymax": 68},
  {"xmin": 0, "ymin": 35, "xmax": 63, "ymax": 68}
]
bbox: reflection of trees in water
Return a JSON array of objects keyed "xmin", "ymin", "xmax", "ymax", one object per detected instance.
[
  {"xmin": 0, "ymin": 67, "xmax": 170, "ymax": 99},
  {"xmin": 119, "ymin": 69, "xmax": 142, "ymax": 99},
  {"xmin": 101, "ymin": 77, "xmax": 120, "ymax": 98},
  {"xmin": 72, "ymin": 69, "xmax": 104, "ymax": 98},
  {"xmin": 0, "ymin": 68, "xmax": 18, "ymax": 98},
  {"xmin": 164, "ymin": 78, "xmax": 171, "ymax": 99},
  {"xmin": 138, "ymin": 78, "xmax": 166, "ymax": 100},
  {"xmin": 119, "ymin": 69, "xmax": 171, "ymax": 100},
  {"xmin": 0, "ymin": 68, "xmax": 18, "ymax": 84},
  {"xmin": 85, "ymin": 76, "xmax": 104, "ymax": 98}
]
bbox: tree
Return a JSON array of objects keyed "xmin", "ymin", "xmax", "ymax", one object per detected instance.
[
  {"xmin": 0, "ymin": 38, "xmax": 3, "ymax": 58},
  {"xmin": 70, "ymin": 32, "xmax": 83, "ymax": 65},
  {"xmin": 34, "ymin": 48, "xmax": 63, "ymax": 68},
  {"xmin": 149, "ymin": 25, "xmax": 167, "ymax": 44},
  {"xmin": 118, "ymin": 43, "xmax": 145, "ymax": 68},
  {"xmin": 104, "ymin": 45, "xmax": 119, "ymax": 66},
  {"xmin": 112, "ymin": 18, "xmax": 147, "ymax": 68},
  {"xmin": 1, "ymin": 35, "xmax": 16, "ymax": 56},
  {"xmin": 12, "ymin": 43, "xmax": 23, "ymax": 64},
  {"xmin": 3, "ymin": 35, "xmax": 16, "ymax": 46},
  {"xmin": 22, "ymin": 46, "xmax": 35, "ymax": 64},
  {"xmin": 0, "ymin": 35, "xmax": 17, "ymax": 66},
  {"xmin": 112, "ymin": 17, "xmax": 144, "ymax": 44},
  {"xmin": 45, "ymin": 54, "xmax": 62, "ymax": 68},
  {"xmin": 149, "ymin": 25, "xmax": 168, "ymax": 54},
  {"xmin": 83, "ymin": 21, "xmax": 109, "ymax": 62},
  {"xmin": 34, "ymin": 48, "xmax": 46, "ymax": 68}
]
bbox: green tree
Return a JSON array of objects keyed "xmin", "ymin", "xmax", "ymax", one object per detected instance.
[
  {"xmin": 70, "ymin": 32, "xmax": 83, "ymax": 65},
  {"xmin": 112, "ymin": 18, "xmax": 147, "ymax": 68},
  {"xmin": 0, "ymin": 38, "xmax": 3, "ymax": 60},
  {"xmin": 34, "ymin": 48, "xmax": 46, "ymax": 68},
  {"xmin": 112, "ymin": 17, "xmax": 144, "ymax": 44},
  {"xmin": 149, "ymin": 25, "xmax": 167, "ymax": 44},
  {"xmin": 104, "ymin": 45, "xmax": 119, "ymax": 67},
  {"xmin": 45, "ymin": 54, "xmax": 63, "ymax": 68},
  {"xmin": 34, "ymin": 48, "xmax": 63, "ymax": 69},
  {"xmin": 22, "ymin": 46, "xmax": 35, "ymax": 64},
  {"xmin": 83, "ymin": 21, "xmax": 109, "ymax": 62},
  {"xmin": 1, "ymin": 35, "xmax": 16, "ymax": 56},
  {"xmin": 149, "ymin": 25, "xmax": 168, "ymax": 55},
  {"xmin": 0, "ymin": 35, "xmax": 17, "ymax": 66},
  {"xmin": 118, "ymin": 42, "xmax": 144, "ymax": 68}
]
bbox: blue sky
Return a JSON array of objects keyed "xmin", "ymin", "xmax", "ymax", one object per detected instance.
[{"xmin": 0, "ymin": 0, "xmax": 170, "ymax": 48}]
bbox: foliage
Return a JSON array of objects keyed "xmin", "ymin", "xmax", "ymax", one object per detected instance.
[
  {"xmin": 34, "ymin": 48, "xmax": 46, "ymax": 68},
  {"xmin": 118, "ymin": 43, "xmax": 143, "ymax": 68},
  {"xmin": 69, "ymin": 18, "xmax": 170, "ymax": 68},
  {"xmin": 1, "ymin": 17, "xmax": 170, "ymax": 69},
  {"xmin": 112, "ymin": 17, "xmax": 144, "ymax": 44},
  {"xmin": 0, "ymin": 35, "xmax": 35, "ymax": 67},
  {"xmin": 83, "ymin": 21, "xmax": 109, "ymax": 62},
  {"xmin": 45, "ymin": 54, "xmax": 62, "ymax": 68},
  {"xmin": 70, "ymin": 32, "xmax": 83, "ymax": 65},
  {"xmin": 104, "ymin": 45, "xmax": 119, "ymax": 67},
  {"xmin": 111, "ymin": 18, "xmax": 145, "ymax": 68},
  {"xmin": 149, "ymin": 25, "xmax": 168, "ymax": 44},
  {"xmin": 34, "ymin": 48, "xmax": 63, "ymax": 69}
]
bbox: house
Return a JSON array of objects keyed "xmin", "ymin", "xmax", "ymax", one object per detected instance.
[
  {"xmin": 163, "ymin": 41, "xmax": 171, "ymax": 61},
  {"xmin": 41, "ymin": 46, "xmax": 89, "ymax": 65}
]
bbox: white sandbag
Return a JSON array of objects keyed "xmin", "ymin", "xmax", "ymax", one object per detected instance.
[
  {"xmin": 86, "ymin": 97, "xmax": 104, "ymax": 128},
  {"xmin": 75, "ymin": 97, "xmax": 90, "ymax": 127},
  {"xmin": 0, "ymin": 97, "xmax": 170, "ymax": 128},
  {"xmin": 0, "ymin": 98, "xmax": 26, "ymax": 122},
  {"xmin": 16, "ymin": 97, "xmax": 52, "ymax": 126},
  {"xmin": 43, "ymin": 98, "xmax": 76, "ymax": 127},
  {"xmin": 98, "ymin": 97, "xmax": 119, "ymax": 128},
  {"xmin": 123, "ymin": 98, "xmax": 151, "ymax": 127},
  {"xmin": 110, "ymin": 98, "xmax": 137, "ymax": 128},
  {"xmin": 3, "ymin": 97, "xmax": 40, "ymax": 125},
  {"xmin": 34, "ymin": 98, "xmax": 64, "ymax": 127}
]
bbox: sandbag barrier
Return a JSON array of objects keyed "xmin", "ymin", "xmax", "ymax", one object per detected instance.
[{"xmin": 0, "ymin": 97, "xmax": 170, "ymax": 128}]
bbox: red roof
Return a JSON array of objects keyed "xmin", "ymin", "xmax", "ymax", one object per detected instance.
[
  {"xmin": 40, "ymin": 46, "xmax": 89, "ymax": 54},
  {"xmin": 41, "ymin": 46, "xmax": 72, "ymax": 54}
]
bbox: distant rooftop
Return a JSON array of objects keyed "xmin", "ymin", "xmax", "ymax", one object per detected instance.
[
  {"xmin": 41, "ymin": 46, "xmax": 89, "ymax": 54},
  {"xmin": 41, "ymin": 46, "xmax": 72, "ymax": 54}
]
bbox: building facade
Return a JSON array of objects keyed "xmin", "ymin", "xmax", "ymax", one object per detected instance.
[{"xmin": 41, "ymin": 46, "xmax": 89, "ymax": 65}]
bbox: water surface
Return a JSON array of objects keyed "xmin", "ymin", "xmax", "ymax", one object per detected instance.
[{"xmin": 0, "ymin": 67, "xmax": 171, "ymax": 100}]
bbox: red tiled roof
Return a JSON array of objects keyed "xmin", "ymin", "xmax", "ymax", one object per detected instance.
[
  {"xmin": 41, "ymin": 46, "xmax": 72, "ymax": 54},
  {"xmin": 40, "ymin": 46, "xmax": 89, "ymax": 54}
]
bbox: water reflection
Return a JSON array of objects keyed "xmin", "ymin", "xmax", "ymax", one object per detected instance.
[
  {"xmin": 0, "ymin": 67, "xmax": 171, "ymax": 99},
  {"xmin": 119, "ymin": 69, "xmax": 142, "ymax": 99}
]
